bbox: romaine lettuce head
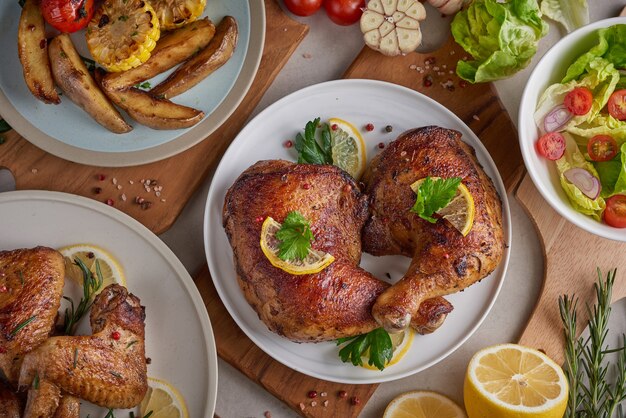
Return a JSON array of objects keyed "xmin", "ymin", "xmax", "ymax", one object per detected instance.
[
  {"xmin": 556, "ymin": 133, "xmax": 605, "ymax": 220},
  {"xmin": 451, "ymin": 0, "xmax": 548, "ymax": 83},
  {"xmin": 563, "ymin": 24, "xmax": 626, "ymax": 82}
]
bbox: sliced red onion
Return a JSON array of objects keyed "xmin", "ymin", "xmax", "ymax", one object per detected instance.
[
  {"xmin": 564, "ymin": 168, "xmax": 601, "ymax": 200},
  {"xmin": 544, "ymin": 105, "xmax": 572, "ymax": 132}
]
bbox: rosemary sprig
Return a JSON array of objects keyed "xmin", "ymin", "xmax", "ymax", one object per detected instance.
[
  {"xmin": 10, "ymin": 315, "xmax": 36, "ymax": 337},
  {"xmin": 559, "ymin": 268, "xmax": 626, "ymax": 418},
  {"xmin": 63, "ymin": 258, "xmax": 103, "ymax": 335}
]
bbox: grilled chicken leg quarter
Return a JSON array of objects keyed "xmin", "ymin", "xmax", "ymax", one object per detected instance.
[
  {"xmin": 222, "ymin": 160, "xmax": 452, "ymax": 342},
  {"xmin": 362, "ymin": 126, "xmax": 505, "ymax": 333}
]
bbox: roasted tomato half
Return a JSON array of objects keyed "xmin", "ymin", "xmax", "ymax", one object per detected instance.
[{"xmin": 41, "ymin": 0, "xmax": 95, "ymax": 33}]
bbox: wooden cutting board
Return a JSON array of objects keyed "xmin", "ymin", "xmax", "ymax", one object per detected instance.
[
  {"xmin": 198, "ymin": 36, "xmax": 523, "ymax": 418},
  {"xmin": 0, "ymin": 0, "xmax": 308, "ymax": 235},
  {"xmin": 516, "ymin": 176, "xmax": 626, "ymax": 364}
]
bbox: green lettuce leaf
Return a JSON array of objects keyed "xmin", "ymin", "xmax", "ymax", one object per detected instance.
[
  {"xmin": 451, "ymin": 0, "xmax": 548, "ymax": 83},
  {"xmin": 540, "ymin": 0, "xmax": 588, "ymax": 34},
  {"xmin": 594, "ymin": 143, "xmax": 626, "ymax": 197},
  {"xmin": 556, "ymin": 133, "xmax": 605, "ymax": 220},
  {"xmin": 563, "ymin": 24, "xmax": 626, "ymax": 82}
]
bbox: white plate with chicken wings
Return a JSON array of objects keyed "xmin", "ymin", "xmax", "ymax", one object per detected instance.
[
  {"xmin": 0, "ymin": 190, "xmax": 217, "ymax": 416},
  {"xmin": 204, "ymin": 79, "xmax": 511, "ymax": 384}
]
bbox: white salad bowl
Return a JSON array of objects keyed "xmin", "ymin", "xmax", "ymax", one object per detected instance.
[{"xmin": 519, "ymin": 17, "xmax": 626, "ymax": 242}]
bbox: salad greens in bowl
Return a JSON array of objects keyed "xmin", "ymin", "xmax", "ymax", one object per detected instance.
[{"xmin": 519, "ymin": 17, "xmax": 626, "ymax": 241}]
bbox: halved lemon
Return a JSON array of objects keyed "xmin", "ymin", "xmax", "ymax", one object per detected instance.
[
  {"xmin": 361, "ymin": 329, "xmax": 414, "ymax": 370},
  {"xmin": 464, "ymin": 344, "xmax": 568, "ymax": 418},
  {"xmin": 140, "ymin": 377, "xmax": 189, "ymax": 418},
  {"xmin": 329, "ymin": 117, "xmax": 367, "ymax": 180},
  {"xmin": 260, "ymin": 217, "xmax": 334, "ymax": 275},
  {"xmin": 58, "ymin": 244, "xmax": 126, "ymax": 293},
  {"xmin": 383, "ymin": 391, "xmax": 467, "ymax": 418},
  {"xmin": 410, "ymin": 177, "xmax": 475, "ymax": 236}
]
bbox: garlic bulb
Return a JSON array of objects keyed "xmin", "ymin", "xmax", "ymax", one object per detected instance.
[
  {"xmin": 427, "ymin": 0, "xmax": 465, "ymax": 15},
  {"xmin": 360, "ymin": 0, "xmax": 426, "ymax": 57}
]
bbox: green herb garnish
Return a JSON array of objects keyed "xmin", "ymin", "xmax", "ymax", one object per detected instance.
[
  {"xmin": 11, "ymin": 315, "xmax": 36, "ymax": 337},
  {"xmin": 275, "ymin": 211, "xmax": 313, "ymax": 261},
  {"xmin": 118, "ymin": 15, "xmax": 129, "ymax": 21},
  {"xmin": 560, "ymin": 268, "xmax": 626, "ymax": 418},
  {"xmin": 104, "ymin": 409, "xmax": 115, "ymax": 418},
  {"xmin": 33, "ymin": 372, "xmax": 39, "ymax": 389},
  {"xmin": 110, "ymin": 371, "xmax": 122, "ymax": 378},
  {"xmin": 134, "ymin": 81, "xmax": 151, "ymax": 90},
  {"xmin": 337, "ymin": 328, "xmax": 393, "ymax": 371},
  {"xmin": 143, "ymin": 411, "xmax": 153, "ymax": 418},
  {"xmin": 73, "ymin": 347, "xmax": 78, "ymax": 369},
  {"xmin": 60, "ymin": 51, "xmax": 67, "ymax": 59},
  {"xmin": 410, "ymin": 176, "xmax": 462, "ymax": 223},
  {"xmin": 18, "ymin": 270, "xmax": 24, "ymax": 286},
  {"xmin": 126, "ymin": 340, "xmax": 138, "ymax": 348},
  {"xmin": 63, "ymin": 258, "xmax": 103, "ymax": 335},
  {"xmin": 79, "ymin": 55, "xmax": 97, "ymax": 72},
  {"xmin": 0, "ymin": 119, "xmax": 11, "ymax": 134},
  {"xmin": 294, "ymin": 118, "xmax": 332, "ymax": 165}
]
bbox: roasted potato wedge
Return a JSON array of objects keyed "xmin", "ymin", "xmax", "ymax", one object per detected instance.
[
  {"xmin": 18, "ymin": 0, "xmax": 59, "ymax": 104},
  {"xmin": 103, "ymin": 18, "xmax": 216, "ymax": 91},
  {"xmin": 151, "ymin": 16, "xmax": 238, "ymax": 99},
  {"xmin": 105, "ymin": 87, "xmax": 204, "ymax": 130},
  {"xmin": 48, "ymin": 34, "xmax": 132, "ymax": 134}
]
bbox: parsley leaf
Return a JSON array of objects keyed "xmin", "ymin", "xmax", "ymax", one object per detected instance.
[
  {"xmin": 410, "ymin": 176, "xmax": 462, "ymax": 223},
  {"xmin": 294, "ymin": 118, "xmax": 333, "ymax": 165},
  {"xmin": 275, "ymin": 211, "xmax": 313, "ymax": 261},
  {"xmin": 337, "ymin": 328, "xmax": 393, "ymax": 371}
]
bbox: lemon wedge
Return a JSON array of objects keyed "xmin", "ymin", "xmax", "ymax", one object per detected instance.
[
  {"xmin": 329, "ymin": 117, "xmax": 367, "ymax": 180},
  {"xmin": 383, "ymin": 391, "xmax": 467, "ymax": 418},
  {"xmin": 464, "ymin": 344, "xmax": 568, "ymax": 418},
  {"xmin": 260, "ymin": 217, "xmax": 334, "ymax": 275},
  {"xmin": 361, "ymin": 328, "xmax": 414, "ymax": 370},
  {"xmin": 140, "ymin": 377, "xmax": 189, "ymax": 418},
  {"xmin": 58, "ymin": 244, "xmax": 126, "ymax": 293},
  {"xmin": 410, "ymin": 177, "xmax": 475, "ymax": 236}
]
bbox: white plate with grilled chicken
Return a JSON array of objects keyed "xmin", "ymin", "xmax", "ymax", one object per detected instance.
[
  {"xmin": 0, "ymin": 190, "xmax": 217, "ymax": 416},
  {"xmin": 0, "ymin": 0, "xmax": 264, "ymax": 167},
  {"xmin": 204, "ymin": 79, "xmax": 511, "ymax": 384}
]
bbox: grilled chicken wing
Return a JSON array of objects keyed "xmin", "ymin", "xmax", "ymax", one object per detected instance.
[
  {"xmin": 19, "ymin": 284, "xmax": 147, "ymax": 409},
  {"xmin": 53, "ymin": 394, "xmax": 80, "ymax": 418},
  {"xmin": 0, "ymin": 380, "xmax": 22, "ymax": 418},
  {"xmin": 23, "ymin": 379, "xmax": 60, "ymax": 418},
  {"xmin": 223, "ymin": 160, "xmax": 452, "ymax": 342},
  {"xmin": 0, "ymin": 247, "xmax": 65, "ymax": 383},
  {"xmin": 362, "ymin": 127, "xmax": 504, "ymax": 333}
]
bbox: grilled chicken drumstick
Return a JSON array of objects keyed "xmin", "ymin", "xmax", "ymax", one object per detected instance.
[{"xmin": 362, "ymin": 126, "xmax": 505, "ymax": 333}]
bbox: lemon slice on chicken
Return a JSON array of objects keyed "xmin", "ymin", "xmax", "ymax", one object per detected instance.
[
  {"xmin": 150, "ymin": 0, "xmax": 206, "ymax": 31},
  {"xmin": 260, "ymin": 217, "xmax": 334, "ymax": 275},
  {"xmin": 140, "ymin": 377, "xmax": 189, "ymax": 418},
  {"xmin": 410, "ymin": 177, "xmax": 475, "ymax": 236},
  {"xmin": 360, "ymin": 0, "xmax": 426, "ymax": 56},
  {"xmin": 329, "ymin": 117, "xmax": 367, "ymax": 180},
  {"xmin": 86, "ymin": 0, "xmax": 160, "ymax": 72},
  {"xmin": 58, "ymin": 244, "xmax": 126, "ymax": 293},
  {"xmin": 361, "ymin": 329, "xmax": 414, "ymax": 370}
]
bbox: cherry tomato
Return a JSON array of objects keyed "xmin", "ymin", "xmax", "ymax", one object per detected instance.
[
  {"xmin": 587, "ymin": 134, "xmax": 618, "ymax": 162},
  {"xmin": 283, "ymin": 0, "xmax": 323, "ymax": 16},
  {"xmin": 41, "ymin": 0, "xmax": 95, "ymax": 33},
  {"xmin": 536, "ymin": 132, "xmax": 566, "ymax": 160},
  {"xmin": 604, "ymin": 195, "xmax": 626, "ymax": 228},
  {"xmin": 324, "ymin": 0, "xmax": 365, "ymax": 25},
  {"xmin": 607, "ymin": 89, "xmax": 626, "ymax": 120},
  {"xmin": 564, "ymin": 87, "xmax": 593, "ymax": 116}
]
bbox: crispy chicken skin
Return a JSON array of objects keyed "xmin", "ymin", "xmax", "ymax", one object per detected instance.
[
  {"xmin": 53, "ymin": 394, "xmax": 80, "ymax": 418},
  {"xmin": 0, "ymin": 247, "xmax": 65, "ymax": 383},
  {"xmin": 19, "ymin": 284, "xmax": 147, "ymax": 409},
  {"xmin": 362, "ymin": 127, "xmax": 504, "ymax": 333},
  {"xmin": 0, "ymin": 380, "xmax": 22, "ymax": 418},
  {"xmin": 23, "ymin": 379, "xmax": 60, "ymax": 418},
  {"xmin": 223, "ymin": 160, "xmax": 452, "ymax": 342}
]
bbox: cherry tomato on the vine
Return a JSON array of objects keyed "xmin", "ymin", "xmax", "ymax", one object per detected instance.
[
  {"xmin": 283, "ymin": 0, "xmax": 323, "ymax": 16},
  {"xmin": 41, "ymin": 0, "xmax": 95, "ymax": 33},
  {"xmin": 324, "ymin": 0, "xmax": 365, "ymax": 25}
]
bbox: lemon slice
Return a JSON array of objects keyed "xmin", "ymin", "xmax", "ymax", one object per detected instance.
[
  {"xmin": 260, "ymin": 217, "xmax": 334, "ymax": 275},
  {"xmin": 383, "ymin": 391, "xmax": 467, "ymax": 418},
  {"xmin": 58, "ymin": 244, "xmax": 126, "ymax": 293},
  {"xmin": 464, "ymin": 344, "xmax": 568, "ymax": 418},
  {"xmin": 410, "ymin": 177, "xmax": 475, "ymax": 236},
  {"xmin": 140, "ymin": 377, "xmax": 189, "ymax": 418},
  {"xmin": 361, "ymin": 328, "xmax": 414, "ymax": 370},
  {"xmin": 329, "ymin": 117, "xmax": 367, "ymax": 180}
]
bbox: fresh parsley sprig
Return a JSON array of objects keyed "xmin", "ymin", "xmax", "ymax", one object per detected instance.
[
  {"xmin": 560, "ymin": 268, "xmax": 626, "ymax": 418},
  {"xmin": 410, "ymin": 176, "xmax": 462, "ymax": 223},
  {"xmin": 276, "ymin": 211, "xmax": 313, "ymax": 261},
  {"xmin": 294, "ymin": 118, "xmax": 333, "ymax": 165},
  {"xmin": 63, "ymin": 257, "xmax": 104, "ymax": 335},
  {"xmin": 337, "ymin": 328, "xmax": 393, "ymax": 371}
]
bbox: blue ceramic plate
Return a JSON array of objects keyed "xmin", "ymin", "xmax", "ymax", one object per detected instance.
[{"xmin": 0, "ymin": 0, "xmax": 264, "ymax": 166}]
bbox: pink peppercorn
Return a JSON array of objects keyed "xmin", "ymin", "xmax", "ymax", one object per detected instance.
[
  {"xmin": 377, "ymin": 142, "xmax": 385, "ymax": 149},
  {"xmin": 97, "ymin": 174, "xmax": 106, "ymax": 181},
  {"xmin": 350, "ymin": 396, "xmax": 361, "ymax": 405},
  {"xmin": 106, "ymin": 199, "xmax": 114, "ymax": 206},
  {"xmin": 302, "ymin": 183, "xmax": 311, "ymax": 190},
  {"xmin": 331, "ymin": 124, "xmax": 338, "ymax": 131},
  {"xmin": 338, "ymin": 390, "xmax": 347, "ymax": 399},
  {"xmin": 365, "ymin": 123, "xmax": 374, "ymax": 132},
  {"xmin": 284, "ymin": 140, "xmax": 293, "ymax": 148},
  {"xmin": 111, "ymin": 331, "xmax": 121, "ymax": 340},
  {"xmin": 307, "ymin": 390, "xmax": 317, "ymax": 399}
]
